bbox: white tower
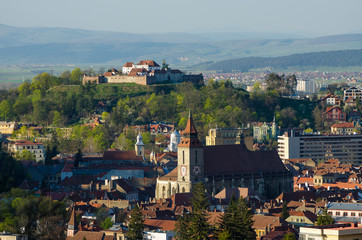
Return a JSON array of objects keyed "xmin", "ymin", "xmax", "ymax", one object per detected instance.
[
  {"xmin": 135, "ymin": 133, "xmax": 145, "ymax": 157},
  {"xmin": 169, "ymin": 130, "xmax": 181, "ymax": 152}
]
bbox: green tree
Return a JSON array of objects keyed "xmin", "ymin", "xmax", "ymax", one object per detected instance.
[
  {"xmin": 316, "ymin": 208, "xmax": 334, "ymax": 226},
  {"xmin": 0, "ymin": 100, "xmax": 12, "ymax": 120},
  {"xmin": 15, "ymin": 149, "xmax": 36, "ymax": 161},
  {"xmin": 52, "ymin": 110, "xmax": 62, "ymax": 127},
  {"xmin": 283, "ymin": 232, "xmax": 297, "ymax": 240},
  {"xmin": 101, "ymin": 217, "xmax": 113, "ymax": 230},
  {"xmin": 218, "ymin": 195, "xmax": 255, "ymax": 240},
  {"xmin": 71, "ymin": 68, "xmax": 83, "ymax": 85},
  {"xmin": 188, "ymin": 182, "xmax": 211, "ymax": 240},
  {"xmin": 128, "ymin": 204, "xmax": 144, "ymax": 240},
  {"xmin": 281, "ymin": 202, "xmax": 289, "ymax": 220}
]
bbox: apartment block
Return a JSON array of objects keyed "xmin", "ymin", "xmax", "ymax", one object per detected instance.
[{"xmin": 278, "ymin": 131, "xmax": 362, "ymax": 164}]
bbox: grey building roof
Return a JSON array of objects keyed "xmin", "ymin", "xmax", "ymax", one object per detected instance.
[{"xmin": 328, "ymin": 202, "xmax": 362, "ymax": 211}]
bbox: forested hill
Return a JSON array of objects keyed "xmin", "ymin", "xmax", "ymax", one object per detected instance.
[{"xmin": 194, "ymin": 49, "xmax": 362, "ymax": 72}]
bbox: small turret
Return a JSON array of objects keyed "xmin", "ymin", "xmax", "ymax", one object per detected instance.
[
  {"xmin": 135, "ymin": 133, "xmax": 145, "ymax": 157},
  {"xmin": 67, "ymin": 207, "xmax": 78, "ymax": 237}
]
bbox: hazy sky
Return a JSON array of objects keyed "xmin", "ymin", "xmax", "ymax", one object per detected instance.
[{"xmin": 1, "ymin": 0, "xmax": 361, "ymax": 37}]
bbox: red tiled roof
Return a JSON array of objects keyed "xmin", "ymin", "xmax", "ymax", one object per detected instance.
[
  {"xmin": 144, "ymin": 219, "xmax": 176, "ymax": 231},
  {"xmin": 123, "ymin": 62, "xmax": 134, "ymax": 67},
  {"xmin": 331, "ymin": 122, "xmax": 354, "ymax": 128},
  {"xmin": 128, "ymin": 68, "xmax": 147, "ymax": 76},
  {"xmin": 103, "ymin": 149, "xmax": 143, "ymax": 161},
  {"xmin": 159, "ymin": 168, "xmax": 178, "ymax": 181},
  {"xmin": 13, "ymin": 140, "xmax": 43, "ymax": 146},
  {"xmin": 137, "ymin": 60, "xmax": 160, "ymax": 67}
]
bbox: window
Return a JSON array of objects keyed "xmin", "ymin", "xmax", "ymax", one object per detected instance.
[
  {"xmin": 359, "ymin": 213, "xmax": 362, "ymax": 217},
  {"xmin": 343, "ymin": 212, "xmax": 348, "ymax": 216},
  {"xmin": 336, "ymin": 212, "xmax": 340, "ymax": 216},
  {"xmin": 183, "ymin": 151, "xmax": 184, "ymax": 164},
  {"xmin": 195, "ymin": 150, "xmax": 197, "ymax": 164},
  {"xmin": 351, "ymin": 212, "xmax": 356, "ymax": 216}
]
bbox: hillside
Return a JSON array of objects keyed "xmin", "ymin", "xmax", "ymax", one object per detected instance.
[
  {"xmin": 192, "ymin": 49, "xmax": 362, "ymax": 72},
  {"xmin": 1, "ymin": 24, "xmax": 362, "ymax": 66}
]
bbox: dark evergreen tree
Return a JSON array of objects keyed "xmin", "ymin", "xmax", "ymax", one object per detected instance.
[
  {"xmin": 218, "ymin": 195, "xmax": 255, "ymax": 240},
  {"xmin": 281, "ymin": 202, "xmax": 290, "ymax": 220},
  {"xmin": 316, "ymin": 208, "xmax": 334, "ymax": 226},
  {"xmin": 128, "ymin": 204, "xmax": 144, "ymax": 240},
  {"xmin": 189, "ymin": 182, "xmax": 211, "ymax": 240},
  {"xmin": 74, "ymin": 149, "xmax": 82, "ymax": 168},
  {"xmin": 175, "ymin": 212, "xmax": 192, "ymax": 240}
]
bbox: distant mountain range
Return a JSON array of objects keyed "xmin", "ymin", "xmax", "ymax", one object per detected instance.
[{"xmin": 0, "ymin": 24, "xmax": 362, "ymax": 67}]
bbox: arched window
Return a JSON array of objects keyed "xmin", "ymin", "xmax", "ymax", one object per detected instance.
[
  {"xmin": 183, "ymin": 151, "xmax": 185, "ymax": 164},
  {"xmin": 182, "ymin": 187, "xmax": 185, "ymax": 193},
  {"xmin": 195, "ymin": 150, "xmax": 197, "ymax": 164}
]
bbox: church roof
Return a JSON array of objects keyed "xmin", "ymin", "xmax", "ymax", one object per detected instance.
[
  {"xmin": 159, "ymin": 167, "xmax": 178, "ymax": 181},
  {"xmin": 204, "ymin": 144, "xmax": 287, "ymax": 176},
  {"xmin": 103, "ymin": 149, "xmax": 143, "ymax": 161},
  {"xmin": 178, "ymin": 111, "xmax": 202, "ymax": 148}
]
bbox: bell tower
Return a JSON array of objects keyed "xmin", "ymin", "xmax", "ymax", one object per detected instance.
[
  {"xmin": 177, "ymin": 111, "xmax": 204, "ymax": 193},
  {"xmin": 135, "ymin": 133, "xmax": 145, "ymax": 158}
]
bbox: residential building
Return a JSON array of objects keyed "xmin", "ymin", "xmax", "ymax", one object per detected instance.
[
  {"xmin": 0, "ymin": 121, "xmax": 18, "ymax": 135},
  {"xmin": 8, "ymin": 140, "xmax": 45, "ymax": 163},
  {"xmin": 313, "ymin": 173, "xmax": 337, "ymax": 187},
  {"xmin": 323, "ymin": 106, "xmax": 346, "ymax": 122},
  {"xmin": 320, "ymin": 93, "xmax": 341, "ymax": 106},
  {"xmin": 331, "ymin": 122, "xmax": 356, "ymax": 134},
  {"xmin": 327, "ymin": 202, "xmax": 362, "ymax": 222},
  {"xmin": 277, "ymin": 131, "xmax": 362, "ymax": 164},
  {"xmin": 344, "ymin": 86, "xmax": 362, "ymax": 102},
  {"xmin": 296, "ymin": 79, "xmax": 316, "ymax": 94},
  {"xmin": 285, "ymin": 210, "xmax": 317, "ymax": 228},
  {"xmin": 0, "ymin": 233, "xmax": 28, "ymax": 240},
  {"xmin": 299, "ymin": 223, "xmax": 362, "ymax": 240},
  {"xmin": 252, "ymin": 120, "xmax": 279, "ymax": 142},
  {"xmin": 205, "ymin": 127, "xmax": 247, "ymax": 145}
]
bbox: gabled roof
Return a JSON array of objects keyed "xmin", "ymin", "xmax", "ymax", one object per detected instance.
[
  {"xmin": 128, "ymin": 68, "xmax": 148, "ymax": 76},
  {"xmin": 123, "ymin": 62, "xmax": 134, "ymax": 67},
  {"xmin": 159, "ymin": 167, "xmax": 178, "ymax": 181},
  {"xmin": 137, "ymin": 60, "xmax": 160, "ymax": 67},
  {"xmin": 204, "ymin": 144, "xmax": 286, "ymax": 175},
  {"xmin": 144, "ymin": 219, "xmax": 176, "ymax": 231},
  {"xmin": 103, "ymin": 149, "xmax": 143, "ymax": 161},
  {"xmin": 331, "ymin": 122, "xmax": 354, "ymax": 128}
]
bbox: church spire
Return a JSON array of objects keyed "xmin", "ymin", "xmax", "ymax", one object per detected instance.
[{"xmin": 178, "ymin": 110, "xmax": 202, "ymax": 148}]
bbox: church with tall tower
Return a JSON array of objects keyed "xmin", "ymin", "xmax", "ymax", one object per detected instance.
[{"xmin": 155, "ymin": 111, "xmax": 292, "ymax": 200}]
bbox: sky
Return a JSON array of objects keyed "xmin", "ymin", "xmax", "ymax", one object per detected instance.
[{"xmin": 1, "ymin": 0, "xmax": 361, "ymax": 37}]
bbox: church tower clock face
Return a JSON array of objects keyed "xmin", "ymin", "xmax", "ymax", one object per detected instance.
[
  {"xmin": 181, "ymin": 166, "xmax": 187, "ymax": 176},
  {"xmin": 193, "ymin": 166, "xmax": 200, "ymax": 175}
]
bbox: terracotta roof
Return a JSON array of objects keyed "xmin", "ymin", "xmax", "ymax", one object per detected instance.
[
  {"xmin": 144, "ymin": 219, "xmax": 176, "ymax": 231},
  {"xmin": 128, "ymin": 68, "xmax": 147, "ymax": 76},
  {"xmin": 331, "ymin": 122, "xmax": 354, "ymax": 128},
  {"xmin": 123, "ymin": 62, "xmax": 134, "ymax": 67},
  {"xmin": 159, "ymin": 168, "xmax": 178, "ymax": 181},
  {"xmin": 66, "ymin": 231, "xmax": 108, "ymax": 240},
  {"xmin": 253, "ymin": 214, "xmax": 285, "ymax": 229},
  {"xmin": 103, "ymin": 149, "xmax": 143, "ymax": 161},
  {"xmin": 289, "ymin": 210, "xmax": 317, "ymax": 222},
  {"xmin": 204, "ymin": 144, "xmax": 286, "ymax": 176},
  {"xmin": 137, "ymin": 60, "xmax": 160, "ymax": 67},
  {"xmin": 13, "ymin": 140, "xmax": 43, "ymax": 146}
]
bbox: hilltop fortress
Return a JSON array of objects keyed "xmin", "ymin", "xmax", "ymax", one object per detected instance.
[{"xmin": 83, "ymin": 60, "xmax": 203, "ymax": 85}]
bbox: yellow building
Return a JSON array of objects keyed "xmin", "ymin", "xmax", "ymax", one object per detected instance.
[
  {"xmin": 0, "ymin": 121, "xmax": 18, "ymax": 135},
  {"xmin": 299, "ymin": 223, "xmax": 362, "ymax": 240},
  {"xmin": 205, "ymin": 128, "xmax": 245, "ymax": 146}
]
